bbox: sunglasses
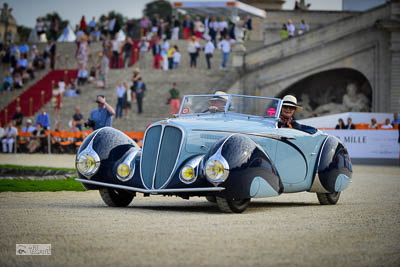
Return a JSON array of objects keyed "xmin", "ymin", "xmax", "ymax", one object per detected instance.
[{"xmin": 282, "ymin": 105, "xmax": 296, "ymax": 111}]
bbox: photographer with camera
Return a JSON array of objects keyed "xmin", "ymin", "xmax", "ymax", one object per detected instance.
[{"xmin": 88, "ymin": 95, "xmax": 115, "ymax": 130}]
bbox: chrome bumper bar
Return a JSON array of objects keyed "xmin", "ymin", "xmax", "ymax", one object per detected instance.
[{"xmin": 76, "ymin": 178, "xmax": 225, "ymax": 194}]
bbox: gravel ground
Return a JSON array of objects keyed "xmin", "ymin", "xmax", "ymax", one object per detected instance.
[
  {"xmin": 0, "ymin": 165, "xmax": 399, "ymax": 267},
  {"xmin": 0, "ymin": 154, "xmax": 76, "ymax": 169}
]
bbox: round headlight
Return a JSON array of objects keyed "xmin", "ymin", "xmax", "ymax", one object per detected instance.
[
  {"xmin": 117, "ymin": 163, "xmax": 130, "ymax": 178},
  {"xmin": 205, "ymin": 159, "xmax": 229, "ymax": 183},
  {"xmin": 77, "ymin": 152, "xmax": 100, "ymax": 176},
  {"xmin": 180, "ymin": 166, "xmax": 195, "ymax": 182}
]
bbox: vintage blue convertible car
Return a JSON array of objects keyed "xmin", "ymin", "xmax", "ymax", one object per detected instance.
[{"xmin": 75, "ymin": 94, "xmax": 352, "ymax": 213}]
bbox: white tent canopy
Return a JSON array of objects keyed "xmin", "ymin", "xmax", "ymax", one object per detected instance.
[
  {"xmin": 28, "ymin": 28, "xmax": 39, "ymax": 43},
  {"xmin": 57, "ymin": 26, "xmax": 76, "ymax": 42},
  {"xmin": 172, "ymin": 0, "xmax": 266, "ymax": 18}
]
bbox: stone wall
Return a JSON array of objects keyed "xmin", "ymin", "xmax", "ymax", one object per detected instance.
[
  {"xmin": 260, "ymin": 9, "xmax": 359, "ymax": 45},
  {"xmin": 229, "ymin": 3, "xmax": 399, "ymax": 114}
]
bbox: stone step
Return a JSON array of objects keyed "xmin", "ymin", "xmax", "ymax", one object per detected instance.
[{"xmin": 22, "ymin": 40, "xmax": 263, "ymax": 131}]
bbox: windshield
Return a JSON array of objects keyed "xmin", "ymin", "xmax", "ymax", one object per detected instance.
[{"xmin": 179, "ymin": 94, "xmax": 281, "ymax": 118}]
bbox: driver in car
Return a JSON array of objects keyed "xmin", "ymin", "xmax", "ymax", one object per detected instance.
[
  {"xmin": 278, "ymin": 95, "xmax": 303, "ymax": 129},
  {"xmin": 208, "ymin": 91, "xmax": 228, "ymax": 113}
]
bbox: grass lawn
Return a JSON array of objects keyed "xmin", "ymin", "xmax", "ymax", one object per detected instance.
[
  {"xmin": 0, "ymin": 164, "xmax": 75, "ymax": 172},
  {"xmin": 0, "ymin": 178, "xmax": 86, "ymax": 192},
  {"xmin": 0, "ymin": 165, "xmax": 85, "ymax": 192}
]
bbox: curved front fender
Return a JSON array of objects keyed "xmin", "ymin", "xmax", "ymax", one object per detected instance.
[
  {"xmin": 310, "ymin": 136, "xmax": 353, "ymax": 193},
  {"xmin": 205, "ymin": 134, "xmax": 283, "ymax": 199}
]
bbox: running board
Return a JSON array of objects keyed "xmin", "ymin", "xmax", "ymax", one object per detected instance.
[{"xmin": 76, "ymin": 178, "xmax": 225, "ymax": 194}]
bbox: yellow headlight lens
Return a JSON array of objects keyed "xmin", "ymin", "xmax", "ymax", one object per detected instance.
[
  {"xmin": 77, "ymin": 154, "xmax": 96, "ymax": 174},
  {"xmin": 181, "ymin": 166, "xmax": 194, "ymax": 181},
  {"xmin": 117, "ymin": 163, "xmax": 130, "ymax": 178},
  {"xmin": 205, "ymin": 160, "xmax": 224, "ymax": 181}
]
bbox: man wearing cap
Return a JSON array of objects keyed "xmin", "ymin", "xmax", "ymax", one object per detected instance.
[
  {"xmin": 22, "ymin": 119, "xmax": 35, "ymax": 133},
  {"xmin": 89, "ymin": 95, "xmax": 115, "ymax": 130},
  {"xmin": 208, "ymin": 91, "xmax": 228, "ymax": 113},
  {"xmin": 278, "ymin": 95, "xmax": 303, "ymax": 129}
]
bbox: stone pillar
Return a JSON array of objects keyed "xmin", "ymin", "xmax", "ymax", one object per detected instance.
[
  {"xmin": 232, "ymin": 41, "xmax": 246, "ymax": 69},
  {"xmin": 389, "ymin": 1, "xmax": 400, "ymax": 111}
]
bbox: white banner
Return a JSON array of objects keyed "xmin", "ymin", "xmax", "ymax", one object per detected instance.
[{"xmin": 324, "ymin": 130, "xmax": 399, "ymax": 159}]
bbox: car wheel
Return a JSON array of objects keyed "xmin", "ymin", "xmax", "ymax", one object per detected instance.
[
  {"xmin": 316, "ymin": 192, "xmax": 341, "ymax": 205},
  {"xmin": 205, "ymin": 196, "xmax": 217, "ymax": 203},
  {"xmin": 99, "ymin": 188, "xmax": 134, "ymax": 207},
  {"xmin": 216, "ymin": 197, "xmax": 251, "ymax": 213}
]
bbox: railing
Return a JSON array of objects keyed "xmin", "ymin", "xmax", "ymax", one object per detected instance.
[
  {"xmin": 15, "ymin": 130, "xmax": 145, "ymax": 154},
  {"xmin": 0, "ymin": 69, "xmax": 78, "ymax": 126},
  {"xmin": 319, "ymin": 124, "xmax": 399, "ymax": 130}
]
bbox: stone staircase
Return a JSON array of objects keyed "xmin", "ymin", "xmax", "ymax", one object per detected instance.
[
  {"xmin": 34, "ymin": 40, "xmax": 264, "ymax": 132},
  {"xmin": 0, "ymin": 42, "xmax": 103, "ymax": 111}
]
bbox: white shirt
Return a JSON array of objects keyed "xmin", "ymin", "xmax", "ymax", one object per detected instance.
[
  {"xmin": 187, "ymin": 42, "xmax": 197, "ymax": 53},
  {"xmin": 139, "ymin": 41, "xmax": 149, "ymax": 52},
  {"xmin": 287, "ymin": 23, "xmax": 295, "ymax": 36},
  {"xmin": 218, "ymin": 39, "xmax": 235, "ymax": 53},
  {"xmin": 161, "ymin": 41, "xmax": 169, "ymax": 56},
  {"xmin": 4, "ymin": 126, "xmax": 17, "ymax": 138},
  {"xmin": 117, "ymin": 86, "xmax": 125, "ymax": 98},
  {"xmin": 381, "ymin": 124, "xmax": 393, "ymax": 129},
  {"xmin": 22, "ymin": 125, "xmax": 36, "ymax": 132},
  {"xmin": 218, "ymin": 21, "xmax": 228, "ymax": 31},
  {"xmin": 35, "ymin": 21, "xmax": 44, "ymax": 32},
  {"xmin": 210, "ymin": 21, "xmax": 219, "ymax": 31},
  {"xmin": 205, "ymin": 41, "xmax": 215, "ymax": 54},
  {"xmin": 173, "ymin": 51, "xmax": 181, "ymax": 63},
  {"xmin": 112, "ymin": 40, "xmax": 119, "ymax": 51},
  {"xmin": 58, "ymin": 81, "xmax": 65, "ymax": 94}
]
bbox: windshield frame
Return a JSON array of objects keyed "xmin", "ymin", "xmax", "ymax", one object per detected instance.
[{"xmin": 177, "ymin": 94, "xmax": 282, "ymax": 119}]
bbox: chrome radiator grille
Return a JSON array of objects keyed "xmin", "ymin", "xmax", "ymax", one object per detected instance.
[{"xmin": 141, "ymin": 125, "xmax": 183, "ymax": 189}]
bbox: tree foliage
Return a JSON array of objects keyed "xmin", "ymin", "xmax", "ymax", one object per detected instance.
[
  {"xmin": 43, "ymin": 12, "xmax": 69, "ymax": 30},
  {"xmin": 17, "ymin": 25, "xmax": 31, "ymax": 42},
  {"xmin": 143, "ymin": 0, "xmax": 172, "ymax": 21},
  {"xmin": 98, "ymin": 11, "xmax": 126, "ymax": 30}
]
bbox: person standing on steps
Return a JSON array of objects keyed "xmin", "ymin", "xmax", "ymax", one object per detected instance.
[
  {"xmin": 168, "ymin": 82, "xmax": 181, "ymax": 116},
  {"xmin": 115, "ymin": 82, "xmax": 125, "ymax": 119},
  {"xmin": 89, "ymin": 95, "xmax": 115, "ymax": 130},
  {"xmin": 98, "ymin": 52, "xmax": 109, "ymax": 89},
  {"xmin": 132, "ymin": 77, "xmax": 146, "ymax": 114},
  {"xmin": 204, "ymin": 36, "xmax": 215, "ymax": 69},
  {"xmin": 138, "ymin": 37, "xmax": 149, "ymax": 69}
]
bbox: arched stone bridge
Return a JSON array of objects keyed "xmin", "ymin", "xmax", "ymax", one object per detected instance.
[{"xmin": 226, "ymin": 2, "xmax": 399, "ymax": 113}]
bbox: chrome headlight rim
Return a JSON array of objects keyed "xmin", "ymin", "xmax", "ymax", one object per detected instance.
[
  {"xmin": 180, "ymin": 166, "xmax": 196, "ymax": 184},
  {"xmin": 76, "ymin": 150, "xmax": 101, "ymax": 178},
  {"xmin": 204, "ymin": 155, "xmax": 229, "ymax": 184},
  {"xmin": 179, "ymin": 155, "xmax": 204, "ymax": 184},
  {"xmin": 116, "ymin": 150, "xmax": 139, "ymax": 182}
]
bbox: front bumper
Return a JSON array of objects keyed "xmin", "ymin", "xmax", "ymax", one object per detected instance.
[{"xmin": 76, "ymin": 178, "xmax": 225, "ymax": 194}]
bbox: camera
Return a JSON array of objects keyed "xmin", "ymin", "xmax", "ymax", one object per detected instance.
[{"xmin": 84, "ymin": 119, "xmax": 95, "ymax": 129}]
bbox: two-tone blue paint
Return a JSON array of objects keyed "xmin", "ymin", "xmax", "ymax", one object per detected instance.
[
  {"xmin": 311, "ymin": 136, "xmax": 353, "ymax": 193},
  {"xmin": 77, "ymin": 107, "xmax": 352, "ymax": 199}
]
